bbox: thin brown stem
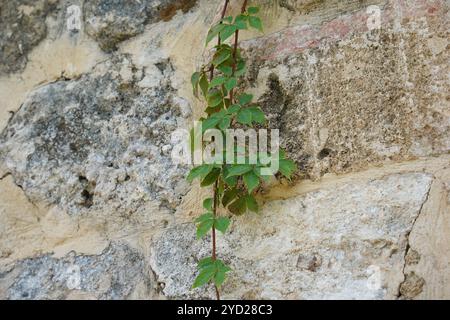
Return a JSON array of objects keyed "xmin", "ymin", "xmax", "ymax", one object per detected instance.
[
  {"xmin": 229, "ymin": 0, "xmax": 248, "ymax": 103},
  {"xmin": 210, "ymin": 0, "xmax": 230, "ymax": 81},
  {"xmin": 210, "ymin": 0, "xmax": 230, "ymax": 301}
]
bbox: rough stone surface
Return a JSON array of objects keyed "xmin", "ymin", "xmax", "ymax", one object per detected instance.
[
  {"xmin": 243, "ymin": 0, "xmax": 449, "ymax": 179},
  {"xmin": 0, "ymin": 0, "xmax": 449, "ymax": 300},
  {"xmin": 0, "ymin": 0, "xmax": 58, "ymax": 75},
  {"xmin": 0, "ymin": 55, "xmax": 191, "ymax": 214},
  {"xmin": 0, "ymin": 242, "xmax": 154, "ymax": 300},
  {"xmin": 151, "ymin": 173, "xmax": 434, "ymax": 299},
  {"xmin": 84, "ymin": 0, "xmax": 198, "ymax": 52}
]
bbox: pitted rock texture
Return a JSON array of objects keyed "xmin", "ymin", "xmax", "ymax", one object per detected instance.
[
  {"xmin": 244, "ymin": 0, "xmax": 449, "ymax": 179},
  {"xmin": 151, "ymin": 173, "xmax": 433, "ymax": 299},
  {"xmin": 0, "ymin": 0, "xmax": 58, "ymax": 75},
  {"xmin": 84, "ymin": 0, "xmax": 198, "ymax": 52},
  {"xmin": 0, "ymin": 242, "xmax": 153, "ymax": 300},
  {"xmin": 0, "ymin": 56, "xmax": 191, "ymax": 215}
]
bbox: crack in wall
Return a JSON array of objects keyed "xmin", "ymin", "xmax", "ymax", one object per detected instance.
[{"xmin": 397, "ymin": 177, "xmax": 433, "ymax": 299}]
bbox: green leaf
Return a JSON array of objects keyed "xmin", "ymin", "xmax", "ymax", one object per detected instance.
[
  {"xmin": 246, "ymin": 194, "xmax": 259, "ymax": 212},
  {"xmin": 216, "ymin": 259, "xmax": 232, "ymax": 273},
  {"xmin": 214, "ymin": 270, "xmax": 226, "ymax": 288},
  {"xmin": 192, "ymin": 265, "xmax": 215, "ymax": 288},
  {"xmin": 207, "ymin": 90, "xmax": 223, "ymax": 108},
  {"xmin": 243, "ymin": 171, "xmax": 260, "ymax": 193},
  {"xmin": 196, "ymin": 219, "xmax": 214, "ymax": 239},
  {"xmin": 195, "ymin": 212, "xmax": 213, "ymax": 223},
  {"xmin": 191, "ymin": 72, "xmax": 200, "ymax": 97},
  {"xmin": 218, "ymin": 65, "xmax": 233, "ymax": 76},
  {"xmin": 237, "ymin": 108, "xmax": 252, "ymax": 125},
  {"xmin": 249, "ymin": 16, "xmax": 263, "ymax": 32},
  {"xmin": 215, "ymin": 217, "xmax": 230, "ymax": 233},
  {"xmin": 198, "ymin": 257, "xmax": 214, "ymax": 268},
  {"xmin": 220, "ymin": 24, "xmax": 238, "ymax": 42},
  {"xmin": 212, "ymin": 48, "xmax": 232, "ymax": 66},
  {"xmin": 227, "ymin": 104, "xmax": 241, "ymax": 114},
  {"xmin": 221, "ymin": 16, "xmax": 233, "ymax": 24},
  {"xmin": 226, "ymin": 164, "xmax": 253, "ymax": 178},
  {"xmin": 234, "ymin": 15, "xmax": 248, "ymax": 30},
  {"xmin": 218, "ymin": 115, "xmax": 231, "ymax": 130},
  {"xmin": 249, "ymin": 106, "xmax": 266, "ymax": 124},
  {"xmin": 225, "ymin": 77, "xmax": 237, "ymax": 92},
  {"xmin": 202, "ymin": 115, "xmax": 222, "ymax": 132},
  {"xmin": 206, "ymin": 24, "xmax": 225, "ymax": 46},
  {"xmin": 187, "ymin": 165, "xmax": 213, "ymax": 182},
  {"xmin": 201, "ymin": 168, "xmax": 221, "ymax": 187},
  {"xmin": 228, "ymin": 197, "xmax": 247, "ymax": 215},
  {"xmin": 238, "ymin": 93, "xmax": 253, "ymax": 105},
  {"xmin": 199, "ymin": 73, "xmax": 209, "ymax": 97},
  {"xmin": 279, "ymin": 159, "xmax": 297, "ymax": 179},
  {"xmin": 203, "ymin": 198, "xmax": 213, "ymax": 211},
  {"xmin": 235, "ymin": 60, "xmax": 247, "ymax": 77},
  {"xmin": 209, "ymin": 76, "xmax": 227, "ymax": 89},
  {"xmin": 222, "ymin": 188, "xmax": 239, "ymax": 206},
  {"xmin": 248, "ymin": 6, "xmax": 260, "ymax": 15}
]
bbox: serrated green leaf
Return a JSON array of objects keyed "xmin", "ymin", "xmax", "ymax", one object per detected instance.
[
  {"xmin": 201, "ymin": 168, "xmax": 221, "ymax": 187},
  {"xmin": 226, "ymin": 164, "xmax": 253, "ymax": 178},
  {"xmin": 196, "ymin": 219, "xmax": 214, "ymax": 239},
  {"xmin": 227, "ymin": 104, "xmax": 241, "ymax": 114},
  {"xmin": 215, "ymin": 217, "xmax": 230, "ymax": 233},
  {"xmin": 218, "ymin": 65, "xmax": 233, "ymax": 76},
  {"xmin": 238, "ymin": 93, "xmax": 253, "ymax": 105},
  {"xmin": 192, "ymin": 265, "xmax": 215, "ymax": 288},
  {"xmin": 222, "ymin": 188, "xmax": 239, "ymax": 206},
  {"xmin": 248, "ymin": 6, "xmax": 260, "ymax": 14},
  {"xmin": 199, "ymin": 73, "xmax": 209, "ymax": 97},
  {"xmin": 206, "ymin": 24, "xmax": 225, "ymax": 46},
  {"xmin": 203, "ymin": 198, "xmax": 213, "ymax": 211},
  {"xmin": 198, "ymin": 257, "xmax": 214, "ymax": 268},
  {"xmin": 212, "ymin": 48, "xmax": 232, "ymax": 66},
  {"xmin": 195, "ymin": 212, "xmax": 214, "ymax": 223},
  {"xmin": 225, "ymin": 77, "xmax": 237, "ymax": 92},
  {"xmin": 207, "ymin": 90, "xmax": 223, "ymax": 108},
  {"xmin": 216, "ymin": 259, "xmax": 232, "ymax": 272},
  {"xmin": 187, "ymin": 165, "xmax": 213, "ymax": 182},
  {"xmin": 228, "ymin": 197, "xmax": 247, "ymax": 215},
  {"xmin": 202, "ymin": 115, "xmax": 222, "ymax": 132},
  {"xmin": 209, "ymin": 76, "xmax": 227, "ymax": 89},
  {"xmin": 246, "ymin": 194, "xmax": 259, "ymax": 212},
  {"xmin": 218, "ymin": 115, "xmax": 231, "ymax": 130},
  {"xmin": 279, "ymin": 159, "xmax": 297, "ymax": 179},
  {"xmin": 249, "ymin": 106, "xmax": 266, "ymax": 124},
  {"xmin": 234, "ymin": 15, "xmax": 248, "ymax": 30},
  {"xmin": 237, "ymin": 108, "xmax": 252, "ymax": 125},
  {"xmin": 235, "ymin": 60, "xmax": 247, "ymax": 77},
  {"xmin": 249, "ymin": 16, "xmax": 263, "ymax": 32},
  {"xmin": 222, "ymin": 16, "xmax": 233, "ymax": 24},
  {"xmin": 243, "ymin": 171, "xmax": 260, "ymax": 193},
  {"xmin": 220, "ymin": 24, "xmax": 238, "ymax": 42},
  {"xmin": 214, "ymin": 269, "xmax": 226, "ymax": 288}
]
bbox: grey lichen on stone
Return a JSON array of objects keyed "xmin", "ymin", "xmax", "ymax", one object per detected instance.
[
  {"xmin": 0, "ymin": 0, "xmax": 58, "ymax": 75},
  {"xmin": 3, "ymin": 242, "xmax": 152, "ymax": 300},
  {"xmin": 0, "ymin": 55, "xmax": 191, "ymax": 215},
  {"xmin": 84, "ymin": 0, "xmax": 198, "ymax": 52}
]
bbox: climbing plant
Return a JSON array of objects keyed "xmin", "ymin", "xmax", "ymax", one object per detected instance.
[{"xmin": 188, "ymin": 0, "xmax": 296, "ymax": 300}]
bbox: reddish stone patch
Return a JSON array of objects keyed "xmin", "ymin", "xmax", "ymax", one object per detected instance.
[{"xmin": 242, "ymin": 0, "xmax": 446, "ymax": 61}]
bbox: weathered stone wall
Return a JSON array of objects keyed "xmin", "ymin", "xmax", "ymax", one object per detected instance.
[{"xmin": 0, "ymin": 0, "xmax": 448, "ymax": 300}]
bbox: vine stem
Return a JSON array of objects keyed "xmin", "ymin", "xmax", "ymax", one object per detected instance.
[
  {"xmin": 229, "ymin": 0, "xmax": 249, "ymax": 103},
  {"xmin": 210, "ymin": 0, "xmax": 230, "ymax": 301}
]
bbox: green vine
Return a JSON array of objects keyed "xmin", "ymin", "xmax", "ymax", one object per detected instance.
[{"xmin": 188, "ymin": 0, "xmax": 296, "ymax": 300}]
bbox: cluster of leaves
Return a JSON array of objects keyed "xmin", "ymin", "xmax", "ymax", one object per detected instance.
[{"xmin": 188, "ymin": 6, "xmax": 297, "ymax": 292}]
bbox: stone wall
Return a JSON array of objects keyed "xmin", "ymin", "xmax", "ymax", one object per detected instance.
[{"xmin": 0, "ymin": 0, "xmax": 448, "ymax": 300}]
